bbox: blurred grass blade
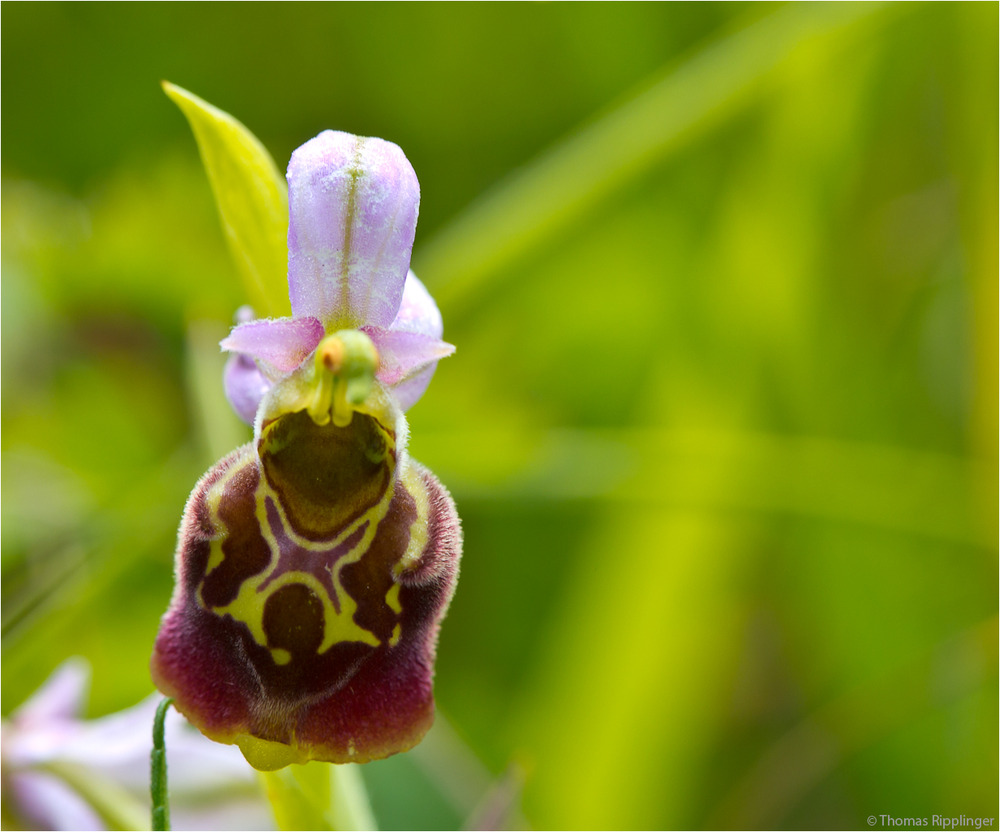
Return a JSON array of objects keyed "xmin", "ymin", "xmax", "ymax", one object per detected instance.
[
  {"xmin": 710, "ymin": 616, "xmax": 999, "ymax": 828},
  {"xmin": 416, "ymin": 2, "xmax": 895, "ymax": 315},
  {"xmin": 510, "ymin": 504, "xmax": 747, "ymax": 829},
  {"xmin": 183, "ymin": 318, "xmax": 249, "ymax": 465},
  {"xmin": 163, "ymin": 81, "xmax": 289, "ymax": 318},
  {"xmin": 419, "ymin": 427, "xmax": 996, "ymax": 548},
  {"xmin": 409, "ymin": 714, "xmax": 499, "ymax": 821}
]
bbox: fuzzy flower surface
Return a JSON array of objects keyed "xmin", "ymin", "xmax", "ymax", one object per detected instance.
[{"xmin": 151, "ymin": 131, "xmax": 462, "ymax": 771}]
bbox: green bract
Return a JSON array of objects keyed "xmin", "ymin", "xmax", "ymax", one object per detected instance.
[{"xmin": 162, "ymin": 82, "xmax": 289, "ymax": 318}]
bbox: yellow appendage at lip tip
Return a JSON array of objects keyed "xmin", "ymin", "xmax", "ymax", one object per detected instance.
[{"xmin": 238, "ymin": 734, "xmax": 303, "ymax": 771}]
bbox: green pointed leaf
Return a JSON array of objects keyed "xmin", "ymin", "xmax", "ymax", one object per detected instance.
[{"xmin": 163, "ymin": 81, "xmax": 288, "ymax": 317}]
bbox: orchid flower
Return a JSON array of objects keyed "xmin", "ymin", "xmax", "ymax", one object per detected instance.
[
  {"xmin": 1, "ymin": 660, "xmax": 272, "ymax": 831},
  {"xmin": 151, "ymin": 129, "xmax": 462, "ymax": 771},
  {"xmin": 220, "ymin": 131, "xmax": 454, "ymax": 424}
]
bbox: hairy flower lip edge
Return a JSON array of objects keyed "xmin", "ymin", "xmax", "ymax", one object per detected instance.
[{"xmin": 150, "ymin": 441, "xmax": 462, "ymax": 770}]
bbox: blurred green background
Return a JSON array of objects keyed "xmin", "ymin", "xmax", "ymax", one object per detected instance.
[{"xmin": 2, "ymin": 3, "xmax": 997, "ymax": 829}]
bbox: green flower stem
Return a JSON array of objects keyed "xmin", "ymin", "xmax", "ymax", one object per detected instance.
[
  {"xmin": 262, "ymin": 762, "xmax": 377, "ymax": 831},
  {"xmin": 151, "ymin": 697, "xmax": 174, "ymax": 831}
]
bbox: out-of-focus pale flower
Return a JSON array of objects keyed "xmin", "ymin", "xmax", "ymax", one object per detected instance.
[{"xmin": 1, "ymin": 659, "xmax": 274, "ymax": 831}]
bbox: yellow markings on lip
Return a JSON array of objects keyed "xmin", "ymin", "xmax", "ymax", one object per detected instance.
[
  {"xmin": 263, "ymin": 471, "xmax": 391, "ymax": 554},
  {"xmin": 201, "ymin": 454, "xmax": 255, "ymax": 580},
  {"xmin": 385, "ymin": 582, "xmax": 402, "ymax": 614},
  {"xmin": 259, "ymin": 482, "xmax": 391, "ymax": 654},
  {"xmin": 200, "ymin": 461, "xmax": 399, "ymax": 660},
  {"xmin": 203, "ymin": 543, "xmax": 225, "ymax": 581},
  {"xmin": 196, "ymin": 399, "xmax": 416, "ymax": 660},
  {"xmin": 212, "ymin": 568, "xmax": 380, "ymax": 660},
  {"xmin": 394, "ymin": 465, "xmax": 430, "ymax": 577},
  {"xmin": 385, "ymin": 584, "xmax": 403, "ymax": 646}
]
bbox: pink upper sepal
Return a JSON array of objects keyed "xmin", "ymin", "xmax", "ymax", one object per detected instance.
[{"xmin": 287, "ymin": 131, "xmax": 419, "ymax": 330}]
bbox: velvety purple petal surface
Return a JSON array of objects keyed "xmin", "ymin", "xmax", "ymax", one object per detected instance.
[
  {"xmin": 287, "ymin": 131, "xmax": 419, "ymax": 329},
  {"xmin": 220, "ymin": 317, "xmax": 324, "ymax": 374}
]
